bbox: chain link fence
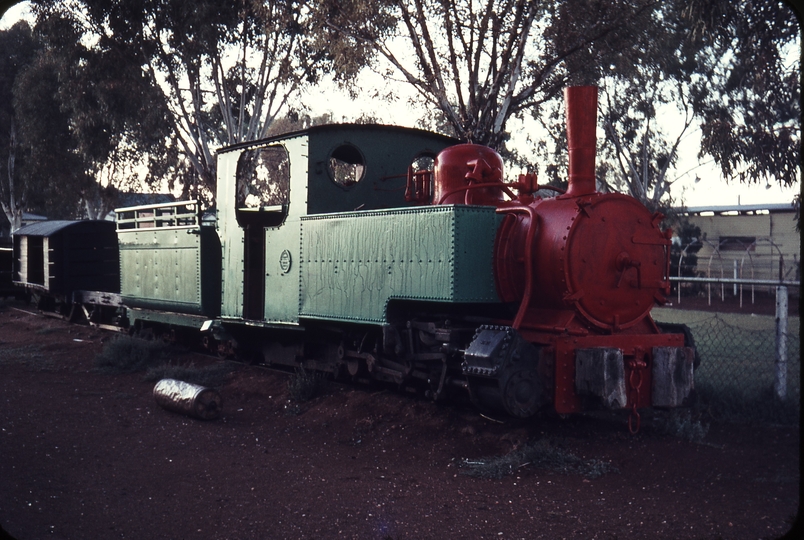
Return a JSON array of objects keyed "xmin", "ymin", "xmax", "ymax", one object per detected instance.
[
  {"xmin": 686, "ymin": 314, "xmax": 799, "ymax": 424},
  {"xmin": 653, "ymin": 295, "xmax": 800, "ymax": 425}
]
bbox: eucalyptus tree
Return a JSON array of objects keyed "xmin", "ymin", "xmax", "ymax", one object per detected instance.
[
  {"xmin": 687, "ymin": 0, "xmax": 800, "ymax": 190},
  {"xmin": 1, "ymin": 2, "xmax": 177, "ymax": 221},
  {"xmin": 132, "ymin": 0, "xmax": 314, "ymax": 198},
  {"xmin": 28, "ymin": 4, "xmax": 177, "ymax": 219},
  {"xmin": 520, "ymin": 0, "xmax": 800, "ymax": 214},
  {"xmin": 0, "ymin": 19, "xmax": 98, "ymax": 227},
  {"xmin": 315, "ymin": 0, "xmax": 655, "ymax": 151},
  {"xmin": 593, "ymin": 1, "xmax": 702, "ymax": 213},
  {"xmin": 594, "ymin": 0, "xmax": 799, "ymax": 213},
  {"xmin": 30, "ymin": 0, "xmax": 333, "ymax": 204},
  {"xmin": 0, "ymin": 21, "xmax": 38, "ymax": 230}
]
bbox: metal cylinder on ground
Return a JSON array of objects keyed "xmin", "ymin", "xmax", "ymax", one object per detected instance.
[{"xmin": 153, "ymin": 378, "xmax": 222, "ymax": 420}]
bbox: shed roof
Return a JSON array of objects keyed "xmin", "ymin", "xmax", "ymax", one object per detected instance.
[
  {"xmin": 677, "ymin": 203, "xmax": 795, "ymax": 215},
  {"xmin": 13, "ymin": 220, "xmax": 113, "ymax": 237}
]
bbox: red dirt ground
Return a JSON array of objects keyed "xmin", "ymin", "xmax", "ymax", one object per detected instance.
[{"xmin": 0, "ymin": 303, "xmax": 800, "ymax": 540}]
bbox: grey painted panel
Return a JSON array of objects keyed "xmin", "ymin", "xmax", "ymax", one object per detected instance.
[{"xmin": 118, "ymin": 227, "xmax": 203, "ymax": 314}]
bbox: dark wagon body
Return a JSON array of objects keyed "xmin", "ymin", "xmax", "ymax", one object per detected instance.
[
  {"xmin": 13, "ymin": 220, "xmax": 119, "ymax": 304},
  {"xmin": 0, "ymin": 244, "xmax": 14, "ymax": 298}
]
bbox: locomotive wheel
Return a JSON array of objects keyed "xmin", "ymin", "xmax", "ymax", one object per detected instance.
[{"xmin": 500, "ymin": 368, "xmax": 542, "ymax": 418}]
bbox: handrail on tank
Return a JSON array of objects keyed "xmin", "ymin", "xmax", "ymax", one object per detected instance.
[{"xmin": 115, "ymin": 200, "xmax": 200, "ymax": 231}]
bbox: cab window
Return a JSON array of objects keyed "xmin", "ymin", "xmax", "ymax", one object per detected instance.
[{"xmin": 235, "ymin": 145, "xmax": 290, "ymax": 226}]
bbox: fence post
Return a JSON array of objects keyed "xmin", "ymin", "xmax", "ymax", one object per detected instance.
[
  {"xmin": 774, "ymin": 285, "xmax": 788, "ymax": 400},
  {"xmin": 733, "ymin": 259, "xmax": 738, "ymax": 296}
]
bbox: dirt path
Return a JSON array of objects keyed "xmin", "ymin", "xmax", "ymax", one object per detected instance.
[{"xmin": 0, "ymin": 304, "xmax": 799, "ymax": 539}]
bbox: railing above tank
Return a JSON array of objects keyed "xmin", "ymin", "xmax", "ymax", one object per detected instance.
[{"xmin": 115, "ymin": 200, "xmax": 201, "ymax": 231}]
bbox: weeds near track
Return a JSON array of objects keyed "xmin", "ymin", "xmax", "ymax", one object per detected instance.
[
  {"xmin": 653, "ymin": 409, "xmax": 710, "ymax": 442},
  {"xmin": 287, "ymin": 365, "xmax": 328, "ymax": 403},
  {"xmin": 94, "ymin": 335, "xmax": 174, "ymax": 374},
  {"xmin": 34, "ymin": 327, "xmax": 62, "ymax": 335},
  {"xmin": 460, "ymin": 438, "xmax": 617, "ymax": 480},
  {"xmin": 96, "ymin": 335, "xmax": 237, "ymax": 387},
  {"xmin": 693, "ymin": 383, "xmax": 800, "ymax": 426}
]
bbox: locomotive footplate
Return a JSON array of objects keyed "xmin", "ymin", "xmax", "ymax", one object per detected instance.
[{"xmin": 462, "ymin": 325, "xmax": 550, "ymax": 418}]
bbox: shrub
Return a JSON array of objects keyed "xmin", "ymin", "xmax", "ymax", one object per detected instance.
[
  {"xmin": 94, "ymin": 335, "xmax": 173, "ymax": 374},
  {"xmin": 287, "ymin": 365, "xmax": 328, "ymax": 402},
  {"xmin": 653, "ymin": 408, "xmax": 710, "ymax": 442},
  {"xmin": 460, "ymin": 438, "xmax": 617, "ymax": 479},
  {"xmin": 694, "ymin": 383, "xmax": 800, "ymax": 426}
]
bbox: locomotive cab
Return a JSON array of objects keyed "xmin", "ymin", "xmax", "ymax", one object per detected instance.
[{"xmin": 216, "ymin": 125, "xmax": 460, "ymax": 325}]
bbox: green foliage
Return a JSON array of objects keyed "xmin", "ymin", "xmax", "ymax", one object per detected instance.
[
  {"xmin": 0, "ymin": 6, "xmax": 175, "ymax": 222},
  {"xmin": 94, "ymin": 335, "xmax": 173, "ymax": 374},
  {"xmin": 460, "ymin": 438, "xmax": 617, "ymax": 480},
  {"xmin": 287, "ymin": 365, "xmax": 328, "ymax": 403},
  {"xmin": 0, "ymin": 22, "xmax": 37, "ymax": 220},
  {"xmin": 10, "ymin": 0, "xmax": 796, "ymax": 216},
  {"xmin": 533, "ymin": 0, "xmax": 799, "ymax": 209},
  {"xmin": 0, "ymin": 19, "xmax": 85, "ymax": 224},
  {"xmin": 319, "ymin": 0, "xmax": 658, "ymax": 150},
  {"xmin": 27, "ymin": 0, "xmax": 347, "ymax": 205},
  {"xmin": 687, "ymin": 0, "xmax": 800, "ymax": 188},
  {"xmin": 143, "ymin": 361, "xmax": 237, "ymax": 388},
  {"xmin": 307, "ymin": 0, "xmax": 403, "ymax": 86}
]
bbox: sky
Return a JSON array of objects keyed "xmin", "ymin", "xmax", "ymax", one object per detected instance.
[{"xmin": 2, "ymin": 1, "xmax": 800, "ymax": 210}]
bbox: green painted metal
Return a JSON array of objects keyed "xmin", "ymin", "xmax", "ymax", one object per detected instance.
[
  {"xmin": 304, "ymin": 125, "xmax": 456, "ymax": 215},
  {"xmin": 216, "ymin": 137, "xmax": 309, "ymax": 323},
  {"xmin": 259, "ymin": 137, "xmax": 308, "ymax": 323},
  {"xmin": 216, "ymin": 125, "xmax": 458, "ymax": 326},
  {"xmin": 118, "ymin": 225, "xmax": 220, "ymax": 317},
  {"xmin": 299, "ymin": 205, "xmax": 503, "ymax": 323},
  {"xmin": 216, "ymin": 149, "xmax": 244, "ymax": 319},
  {"xmin": 263, "ymin": 217, "xmax": 303, "ymax": 322}
]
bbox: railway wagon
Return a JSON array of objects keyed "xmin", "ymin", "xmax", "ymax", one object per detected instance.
[
  {"xmin": 12, "ymin": 220, "xmax": 119, "ymax": 317},
  {"xmin": 121, "ymin": 86, "xmax": 696, "ymax": 426},
  {"xmin": 0, "ymin": 244, "xmax": 15, "ymax": 298}
]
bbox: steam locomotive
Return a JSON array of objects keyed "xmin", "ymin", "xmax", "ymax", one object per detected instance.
[{"xmin": 11, "ymin": 86, "xmax": 695, "ymax": 428}]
